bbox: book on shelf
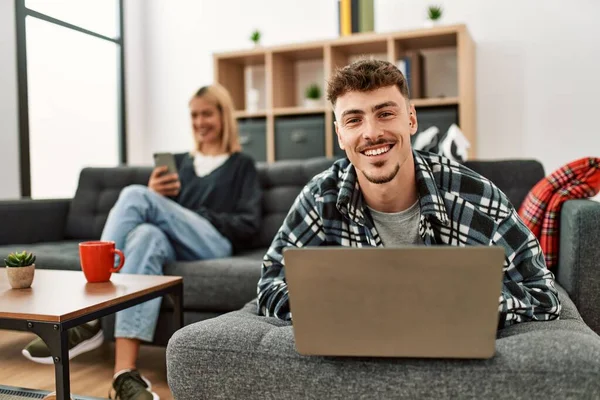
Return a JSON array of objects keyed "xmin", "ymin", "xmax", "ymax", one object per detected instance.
[
  {"xmin": 396, "ymin": 57, "xmax": 412, "ymax": 93},
  {"xmin": 338, "ymin": 0, "xmax": 374, "ymax": 35}
]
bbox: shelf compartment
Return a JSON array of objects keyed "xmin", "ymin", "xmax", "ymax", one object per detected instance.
[
  {"xmin": 271, "ymin": 46, "xmax": 325, "ymax": 109},
  {"xmin": 329, "ymin": 39, "xmax": 388, "ymax": 71},
  {"xmin": 394, "ymin": 46, "xmax": 458, "ymax": 100},
  {"xmin": 331, "ymin": 38, "xmax": 388, "ymax": 55},
  {"xmin": 410, "ymin": 105, "xmax": 459, "ymax": 150},
  {"xmin": 214, "ymin": 53, "xmax": 266, "ymax": 112},
  {"xmin": 394, "ymin": 31, "xmax": 457, "ymax": 52}
]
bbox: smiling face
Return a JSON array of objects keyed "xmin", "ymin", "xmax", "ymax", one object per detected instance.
[
  {"xmin": 334, "ymin": 85, "xmax": 418, "ymax": 185},
  {"xmin": 189, "ymin": 96, "xmax": 223, "ymax": 150}
]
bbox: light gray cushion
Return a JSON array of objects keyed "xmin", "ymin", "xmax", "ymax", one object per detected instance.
[
  {"xmin": 166, "ymin": 285, "xmax": 600, "ymax": 400},
  {"xmin": 103, "ymin": 310, "xmax": 224, "ymax": 345}
]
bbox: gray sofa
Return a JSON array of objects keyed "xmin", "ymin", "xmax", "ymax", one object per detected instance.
[{"xmin": 164, "ymin": 158, "xmax": 600, "ymax": 399}]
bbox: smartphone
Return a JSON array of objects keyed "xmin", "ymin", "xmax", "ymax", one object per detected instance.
[{"xmin": 153, "ymin": 152, "xmax": 178, "ymax": 175}]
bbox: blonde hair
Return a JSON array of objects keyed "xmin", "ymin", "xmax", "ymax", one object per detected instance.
[{"xmin": 190, "ymin": 83, "xmax": 241, "ymax": 154}]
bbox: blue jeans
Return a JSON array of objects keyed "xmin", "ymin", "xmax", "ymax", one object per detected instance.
[{"xmin": 100, "ymin": 185, "xmax": 232, "ymax": 342}]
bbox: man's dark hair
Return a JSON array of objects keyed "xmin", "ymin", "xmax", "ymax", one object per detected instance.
[{"xmin": 326, "ymin": 59, "xmax": 410, "ymax": 106}]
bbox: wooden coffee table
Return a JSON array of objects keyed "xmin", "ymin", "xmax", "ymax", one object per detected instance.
[{"xmin": 0, "ymin": 269, "xmax": 183, "ymax": 400}]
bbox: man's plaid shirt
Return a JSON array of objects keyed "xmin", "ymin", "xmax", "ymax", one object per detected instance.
[{"xmin": 257, "ymin": 150, "xmax": 561, "ymax": 328}]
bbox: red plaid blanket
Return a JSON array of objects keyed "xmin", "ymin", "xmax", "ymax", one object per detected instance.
[{"xmin": 518, "ymin": 157, "xmax": 600, "ymax": 268}]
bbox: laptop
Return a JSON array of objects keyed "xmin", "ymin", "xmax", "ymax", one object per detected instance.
[{"xmin": 283, "ymin": 246, "xmax": 505, "ymax": 359}]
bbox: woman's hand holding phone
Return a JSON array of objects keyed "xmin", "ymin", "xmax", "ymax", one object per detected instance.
[{"xmin": 149, "ymin": 166, "xmax": 181, "ymax": 197}]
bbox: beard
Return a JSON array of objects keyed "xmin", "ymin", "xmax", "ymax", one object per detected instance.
[{"xmin": 361, "ymin": 162, "xmax": 400, "ymax": 184}]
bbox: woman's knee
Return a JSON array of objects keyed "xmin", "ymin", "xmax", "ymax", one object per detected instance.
[
  {"xmin": 124, "ymin": 224, "xmax": 174, "ymax": 261},
  {"xmin": 126, "ymin": 223, "xmax": 168, "ymax": 246},
  {"xmin": 121, "ymin": 223, "xmax": 173, "ymax": 274}
]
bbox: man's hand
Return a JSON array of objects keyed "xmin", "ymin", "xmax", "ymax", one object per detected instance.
[{"xmin": 148, "ymin": 166, "xmax": 181, "ymax": 197}]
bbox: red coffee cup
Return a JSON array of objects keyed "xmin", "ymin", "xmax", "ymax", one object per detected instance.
[{"xmin": 79, "ymin": 241, "xmax": 125, "ymax": 283}]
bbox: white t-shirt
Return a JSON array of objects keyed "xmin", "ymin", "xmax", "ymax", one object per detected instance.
[{"xmin": 193, "ymin": 152, "xmax": 230, "ymax": 177}]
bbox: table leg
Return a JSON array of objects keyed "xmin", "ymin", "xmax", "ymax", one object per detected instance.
[
  {"xmin": 27, "ymin": 321, "xmax": 71, "ymax": 400},
  {"xmin": 167, "ymin": 282, "xmax": 184, "ymax": 329}
]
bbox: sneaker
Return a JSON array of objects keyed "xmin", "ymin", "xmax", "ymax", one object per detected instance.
[
  {"xmin": 109, "ymin": 369, "xmax": 159, "ymax": 400},
  {"xmin": 22, "ymin": 320, "xmax": 104, "ymax": 364}
]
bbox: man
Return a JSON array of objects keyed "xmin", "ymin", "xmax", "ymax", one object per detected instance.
[{"xmin": 257, "ymin": 59, "xmax": 561, "ymax": 328}]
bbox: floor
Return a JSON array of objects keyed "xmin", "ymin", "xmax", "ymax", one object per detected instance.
[{"xmin": 0, "ymin": 329, "xmax": 173, "ymax": 399}]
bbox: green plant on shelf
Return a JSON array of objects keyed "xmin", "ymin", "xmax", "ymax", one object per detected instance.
[
  {"xmin": 305, "ymin": 84, "xmax": 322, "ymax": 100},
  {"xmin": 4, "ymin": 251, "xmax": 36, "ymax": 268},
  {"xmin": 428, "ymin": 5, "xmax": 443, "ymax": 21},
  {"xmin": 250, "ymin": 30, "xmax": 261, "ymax": 45}
]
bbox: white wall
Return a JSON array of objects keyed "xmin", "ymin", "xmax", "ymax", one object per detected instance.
[
  {"xmin": 130, "ymin": 0, "xmax": 600, "ymax": 173},
  {"xmin": 129, "ymin": 0, "xmax": 338, "ymax": 165},
  {"xmin": 375, "ymin": 0, "xmax": 600, "ymax": 173},
  {"xmin": 0, "ymin": 0, "xmax": 21, "ymax": 199}
]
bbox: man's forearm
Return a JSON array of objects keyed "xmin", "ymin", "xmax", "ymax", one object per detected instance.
[
  {"xmin": 257, "ymin": 267, "xmax": 291, "ymax": 320},
  {"xmin": 499, "ymin": 266, "xmax": 561, "ymax": 328}
]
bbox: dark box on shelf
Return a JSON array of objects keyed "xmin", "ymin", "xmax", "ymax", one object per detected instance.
[
  {"xmin": 238, "ymin": 118, "xmax": 267, "ymax": 162},
  {"xmin": 275, "ymin": 115, "xmax": 325, "ymax": 161}
]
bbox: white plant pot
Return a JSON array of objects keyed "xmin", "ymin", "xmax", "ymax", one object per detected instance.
[
  {"xmin": 424, "ymin": 19, "xmax": 442, "ymax": 28},
  {"xmin": 6, "ymin": 264, "xmax": 35, "ymax": 289},
  {"xmin": 304, "ymin": 98, "xmax": 321, "ymax": 109}
]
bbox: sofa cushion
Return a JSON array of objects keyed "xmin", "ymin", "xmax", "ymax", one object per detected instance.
[
  {"xmin": 164, "ymin": 249, "xmax": 266, "ymax": 311},
  {"xmin": 252, "ymin": 157, "xmax": 334, "ymax": 249},
  {"xmin": 0, "ymin": 241, "xmax": 81, "ymax": 271},
  {"xmin": 167, "ymin": 285, "xmax": 600, "ymax": 399},
  {"xmin": 464, "ymin": 159, "xmax": 544, "ymax": 210},
  {"xmin": 103, "ymin": 310, "xmax": 226, "ymax": 346},
  {"xmin": 236, "ymin": 248, "xmax": 269, "ymax": 260},
  {"xmin": 65, "ymin": 167, "xmax": 152, "ymax": 240}
]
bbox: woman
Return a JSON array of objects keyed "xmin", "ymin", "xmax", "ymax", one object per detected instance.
[{"xmin": 23, "ymin": 84, "xmax": 263, "ymax": 400}]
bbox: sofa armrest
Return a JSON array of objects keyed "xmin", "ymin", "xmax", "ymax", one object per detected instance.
[
  {"xmin": 0, "ymin": 199, "xmax": 71, "ymax": 245},
  {"xmin": 557, "ymin": 199, "xmax": 600, "ymax": 334}
]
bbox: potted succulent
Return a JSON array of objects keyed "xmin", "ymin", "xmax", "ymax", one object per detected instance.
[
  {"xmin": 250, "ymin": 29, "xmax": 261, "ymax": 47},
  {"xmin": 4, "ymin": 251, "xmax": 36, "ymax": 289},
  {"xmin": 425, "ymin": 5, "xmax": 443, "ymax": 27},
  {"xmin": 304, "ymin": 83, "xmax": 322, "ymax": 108}
]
